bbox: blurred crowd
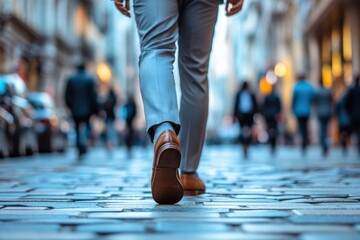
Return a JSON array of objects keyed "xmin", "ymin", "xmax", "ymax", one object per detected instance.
[
  {"xmin": 64, "ymin": 61, "xmax": 140, "ymax": 159},
  {"xmin": 232, "ymin": 75, "xmax": 360, "ymax": 158}
]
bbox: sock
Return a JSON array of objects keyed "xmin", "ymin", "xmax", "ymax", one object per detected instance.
[
  {"xmin": 181, "ymin": 170, "xmax": 196, "ymax": 175},
  {"xmin": 153, "ymin": 122, "xmax": 175, "ymax": 144},
  {"xmin": 181, "ymin": 171, "xmax": 196, "ymax": 176}
]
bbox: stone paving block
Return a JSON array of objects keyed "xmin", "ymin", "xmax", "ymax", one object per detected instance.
[
  {"xmin": 227, "ymin": 210, "xmax": 291, "ymax": 218},
  {"xmin": 354, "ymin": 225, "xmax": 360, "ymax": 231},
  {"xmin": 77, "ymin": 223, "xmax": 146, "ymax": 233},
  {"xmin": 283, "ymin": 198, "xmax": 358, "ymax": 203},
  {"xmin": 0, "ymin": 201, "xmax": 99, "ymax": 209},
  {"xmin": 28, "ymin": 190, "xmax": 72, "ymax": 195},
  {"xmin": 230, "ymin": 189, "xmax": 272, "ymax": 194},
  {"xmin": 0, "ymin": 183, "xmax": 18, "ymax": 188},
  {"xmin": 20, "ymin": 218, "xmax": 121, "ymax": 224},
  {"xmin": 0, "ymin": 214, "xmax": 72, "ymax": 220},
  {"xmin": 0, "ymin": 193, "xmax": 26, "ymax": 199},
  {"xmin": 2, "ymin": 206, "xmax": 49, "ymax": 210},
  {"xmin": 308, "ymin": 194, "xmax": 349, "ymax": 198},
  {"xmin": 265, "ymin": 195, "xmax": 305, "ymax": 200},
  {"xmin": 146, "ymin": 207, "xmax": 230, "ymax": 213},
  {"xmin": 70, "ymin": 188, "xmax": 106, "ymax": 194},
  {"xmin": 154, "ymin": 217, "xmax": 274, "ymax": 224},
  {"xmin": 100, "ymin": 203, "xmax": 158, "ymax": 209},
  {"xmin": 104, "ymin": 233, "xmax": 296, "ymax": 240},
  {"xmin": 199, "ymin": 217, "xmax": 274, "ymax": 224},
  {"xmin": 271, "ymin": 187, "xmax": 360, "ymax": 195},
  {"xmin": 0, "ymin": 223, "xmax": 60, "ymax": 232},
  {"xmin": 290, "ymin": 215, "xmax": 360, "ymax": 224},
  {"xmin": 293, "ymin": 209, "xmax": 360, "ymax": 216},
  {"xmin": 88, "ymin": 212, "xmax": 220, "ymax": 219},
  {"xmin": 47, "ymin": 207, "xmax": 124, "ymax": 213},
  {"xmin": 91, "ymin": 200, "xmax": 155, "ymax": 204},
  {"xmin": 0, "ymin": 188, "xmax": 33, "ymax": 193},
  {"xmin": 154, "ymin": 221, "xmax": 230, "ymax": 233},
  {"xmin": 241, "ymin": 224, "xmax": 352, "ymax": 233},
  {"xmin": 22, "ymin": 195, "xmax": 100, "ymax": 201},
  {"xmin": 121, "ymin": 187, "xmax": 150, "ymax": 192},
  {"xmin": 0, "ymin": 198, "xmax": 72, "ymax": 202},
  {"xmin": 71, "ymin": 193, "xmax": 113, "ymax": 198},
  {"xmin": 0, "ymin": 232, "xmax": 96, "ymax": 240},
  {"xmin": 300, "ymin": 233, "xmax": 360, "ymax": 240},
  {"xmin": 232, "ymin": 195, "xmax": 278, "ymax": 199},
  {"xmin": 204, "ymin": 202, "xmax": 360, "ymax": 210},
  {"xmin": 0, "ymin": 209, "xmax": 81, "ymax": 216}
]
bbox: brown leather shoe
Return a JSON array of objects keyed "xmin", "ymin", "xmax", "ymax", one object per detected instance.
[
  {"xmin": 180, "ymin": 173, "xmax": 206, "ymax": 196},
  {"xmin": 151, "ymin": 130, "xmax": 183, "ymax": 204}
]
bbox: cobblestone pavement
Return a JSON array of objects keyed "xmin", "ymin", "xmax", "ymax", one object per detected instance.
[{"xmin": 0, "ymin": 145, "xmax": 360, "ymax": 240}]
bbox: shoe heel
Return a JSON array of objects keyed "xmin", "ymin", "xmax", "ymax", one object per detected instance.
[
  {"xmin": 157, "ymin": 143, "xmax": 181, "ymax": 169},
  {"xmin": 152, "ymin": 143, "xmax": 183, "ymax": 204},
  {"xmin": 152, "ymin": 168, "xmax": 184, "ymax": 204}
]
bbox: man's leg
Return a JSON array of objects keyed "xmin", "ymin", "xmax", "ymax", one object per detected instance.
[
  {"xmin": 133, "ymin": 0, "xmax": 183, "ymax": 204},
  {"xmin": 267, "ymin": 118, "xmax": 277, "ymax": 153},
  {"xmin": 74, "ymin": 118, "xmax": 86, "ymax": 156},
  {"xmin": 74, "ymin": 118, "xmax": 81, "ymax": 151},
  {"xmin": 178, "ymin": 0, "xmax": 219, "ymax": 173},
  {"xmin": 319, "ymin": 118, "xmax": 329, "ymax": 155},
  {"xmin": 133, "ymin": 0, "xmax": 180, "ymax": 141},
  {"xmin": 355, "ymin": 122, "xmax": 360, "ymax": 154},
  {"xmin": 298, "ymin": 117, "xmax": 308, "ymax": 152}
]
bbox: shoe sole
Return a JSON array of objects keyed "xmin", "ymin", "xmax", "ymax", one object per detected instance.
[{"xmin": 152, "ymin": 143, "xmax": 183, "ymax": 204}]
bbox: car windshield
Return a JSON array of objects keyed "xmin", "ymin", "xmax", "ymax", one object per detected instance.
[{"xmin": 28, "ymin": 94, "xmax": 54, "ymax": 109}]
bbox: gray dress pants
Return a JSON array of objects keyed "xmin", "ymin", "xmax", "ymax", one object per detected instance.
[{"xmin": 134, "ymin": 0, "xmax": 219, "ymax": 172}]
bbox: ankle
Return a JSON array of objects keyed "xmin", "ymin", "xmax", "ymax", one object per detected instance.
[
  {"xmin": 153, "ymin": 122, "xmax": 175, "ymax": 144},
  {"xmin": 181, "ymin": 171, "xmax": 197, "ymax": 176}
]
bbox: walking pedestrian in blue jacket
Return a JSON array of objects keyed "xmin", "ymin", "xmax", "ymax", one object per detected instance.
[{"xmin": 292, "ymin": 76, "xmax": 315, "ymax": 154}]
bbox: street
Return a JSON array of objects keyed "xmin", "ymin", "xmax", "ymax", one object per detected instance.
[{"xmin": 0, "ymin": 145, "xmax": 360, "ymax": 239}]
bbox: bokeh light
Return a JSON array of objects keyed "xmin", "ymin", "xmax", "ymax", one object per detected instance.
[
  {"xmin": 96, "ymin": 63, "xmax": 112, "ymax": 84},
  {"xmin": 259, "ymin": 77, "xmax": 272, "ymax": 96},
  {"xmin": 274, "ymin": 63, "xmax": 287, "ymax": 78}
]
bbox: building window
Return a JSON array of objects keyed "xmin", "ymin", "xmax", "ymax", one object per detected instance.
[
  {"xmin": 321, "ymin": 34, "xmax": 332, "ymax": 88},
  {"xmin": 343, "ymin": 15, "xmax": 352, "ymax": 85}
]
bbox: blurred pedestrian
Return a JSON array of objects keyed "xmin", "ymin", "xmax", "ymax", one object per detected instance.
[
  {"xmin": 98, "ymin": 86, "xmax": 118, "ymax": 152},
  {"xmin": 115, "ymin": 0, "xmax": 244, "ymax": 204},
  {"xmin": 314, "ymin": 78, "xmax": 333, "ymax": 156},
  {"xmin": 122, "ymin": 95, "xmax": 137, "ymax": 156},
  {"xmin": 65, "ymin": 62, "xmax": 98, "ymax": 158},
  {"xmin": 234, "ymin": 81, "xmax": 258, "ymax": 158},
  {"xmin": 336, "ymin": 92, "xmax": 351, "ymax": 154},
  {"xmin": 345, "ymin": 76, "xmax": 360, "ymax": 155},
  {"xmin": 292, "ymin": 75, "xmax": 315, "ymax": 154},
  {"xmin": 262, "ymin": 85, "xmax": 281, "ymax": 155}
]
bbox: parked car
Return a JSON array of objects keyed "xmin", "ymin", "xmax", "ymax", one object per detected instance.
[
  {"xmin": 0, "ymin": 74, "xmax": 38, "ymax": 156},
  {"xmin": 0, "ymin": 106, "xmax": 14, "ymax": 158},
  {"xmin": 27, "ymin": 92, "xmax": 69, "ymax": 153}
]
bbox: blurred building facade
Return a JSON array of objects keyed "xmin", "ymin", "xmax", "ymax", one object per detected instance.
[
  {"xmin": 106, "ymin": 4, "xmax": 139, "ymax": 97},
  {"xmin": 226, "ymin": 0, "xmax": 313, "ymax": 136},
  {"xmin": 306, "ymin": 0, "xmax": 360, "ymax": 98},
  {"xmin": 105, "ymin": 2, "xmax": 144, "ymax": 130},
  {"xmin": 0, "ymin": 0, "xmax": 109, "ymax": 105},
  {"xmin": 225, "ymin": 0, "xmax": 360, "ymax": 143}
]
